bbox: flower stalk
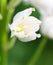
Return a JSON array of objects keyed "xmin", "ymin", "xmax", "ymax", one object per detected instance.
[
  {"xmin": 0, "ymin": 0, "xmax": 8, "ymax": 65},
  {"xmin": 0, "ymin": 0, "xmax": 21, "ymax": 65},
  {"xmin": 27, "ymin": 37, "xmax": 48, "ymax": 65}
]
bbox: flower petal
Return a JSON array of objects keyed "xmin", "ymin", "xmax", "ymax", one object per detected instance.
[
  {"xmin": 22, "ymin": 16, "xmax": 41, "ymax": 32},
  {"xmin": 13, "ymin": 8, "xmax": 35, "ymax": 21},
  {"xmin": 18, "ymin": 32, "xmax": 37, "ymax": 42}
]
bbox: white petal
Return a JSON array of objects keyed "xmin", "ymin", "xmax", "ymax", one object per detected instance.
[
  {"xmin": 18, "ymin": 32, "xmax": 36, "ymax": 42},
  {"xmin": 36, "ymin": 34, "xmax": 41, "ymax": 38},
  {"xmin": 15, "ymin": 31, "xmax": 25, "ymax": 38},
  {"xmin": 9, "ymin": 23, "xmax": 17, "ymax": 31},
  {"xmin": 13, "ymin": 8, "xmax": 35, "ymax": 21},
  {"xmin": 13, "ymin": 18, "xmax": 23, "ymax": 25},
  {"xmin": 18, "ymin": 32, "xmax": 38, "ymax": 42},
  {"xmin": 25, "ymin": 16, "xmax": 41, "ymax": 26},
  {"xmin": 11, "ymin": 31, "xmax": 25, "ymax": 38},
  {"xmin": 11, "ymin": 32, "xmax": 15, "ymax": 38},
  {"xmin": 23, "ymin": 16, "xmax": 41, "ymax": 32},
  {"xmin": 41, "ymin": 16, "xmax": 53, "ymax": 39}
]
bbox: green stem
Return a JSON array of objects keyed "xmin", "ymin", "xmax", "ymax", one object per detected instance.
[
  {"xmin": 1, "ymin": 50, "xmax": 7, "ymax": 65},
  {"xmin": 0, "ymin": 0, "xmax": 8, "ymax": 65},
  {"xmin": 1, "ymin": 33, "xmax": 8, "ymax": 65},
  {"xmin": 0, "ymin": 0, "xmax": 1, "ymax": 13},
  {"xmin": 1, "ymin": 0, "xmax": 7, "ymax": 15},
  {"xmin": 27, "ymin": 37, "xmax": 48, "ymax": 65},
  {"xmin": 1, "ymin": 47, "xmax": 7, "ymax": 65}
]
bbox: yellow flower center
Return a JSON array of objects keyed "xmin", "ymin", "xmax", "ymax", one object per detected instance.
[
  {"xmin": 18, "ymin": 23, "xmax": 24, "ymax": 28},
  {"xmin": 16, "ymin": 23, "xmax": 24, "ymax": 32}
]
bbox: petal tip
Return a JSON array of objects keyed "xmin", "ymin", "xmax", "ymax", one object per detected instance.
[
  {"xmin": 32, "ymin": 8, "xmax": 35, "ymax": 11},
  {"xmin": 37, "ymin": 34, "xmax": 41, "ymax": 38}
]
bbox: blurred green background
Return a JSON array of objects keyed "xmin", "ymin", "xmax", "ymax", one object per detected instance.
[{"xmin": 8, "ymin": 1, "xmax": 53, "ymax": 65}]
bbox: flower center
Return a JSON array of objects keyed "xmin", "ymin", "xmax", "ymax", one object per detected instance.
[
  {"xmin": 18, "ymin": 23, "xmax": 24, "ymax": 28},
  {"xmin": 16, "ymin": 23, "xmax": 24, "ymax": 32}
]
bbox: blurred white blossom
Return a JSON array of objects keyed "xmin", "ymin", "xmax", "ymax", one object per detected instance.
[
  {"xmin": 9, "ymin": 8, "xmax": 41, "ymax": 42},
  {"xmin": 0, "ymin": 14, "xmax": 3, "ymax": 20},
  {"xmin": 29, "ymin": 0, "xmax": 53, "ymax": 17},
  {"xmin": 41, "ymin": 16, "xmax": 53, "ymax": 39}
]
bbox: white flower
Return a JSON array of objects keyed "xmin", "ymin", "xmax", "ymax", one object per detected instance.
[
  {"xmin": 41, "ymin": 16, "xmax": 53, "ymax": 39},
  {"xmin": 9, "ymin": 8, "xmax": 41, "ymax": 42},
  {"xmin": 29, "ymin": 0, "xmax": 53, "ymax": 17}
]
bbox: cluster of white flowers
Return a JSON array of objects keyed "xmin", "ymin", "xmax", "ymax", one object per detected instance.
[
  {"xmin": 29, "ymin": 0, "xmax": 53, "ymax": 17},
  {"xmin": 9, "ymin": 8, "xmax": 41, "ymax": 42},
  {"xmin": 29, "ymin": 0, "xmax": 53, "ymax": 39}
]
